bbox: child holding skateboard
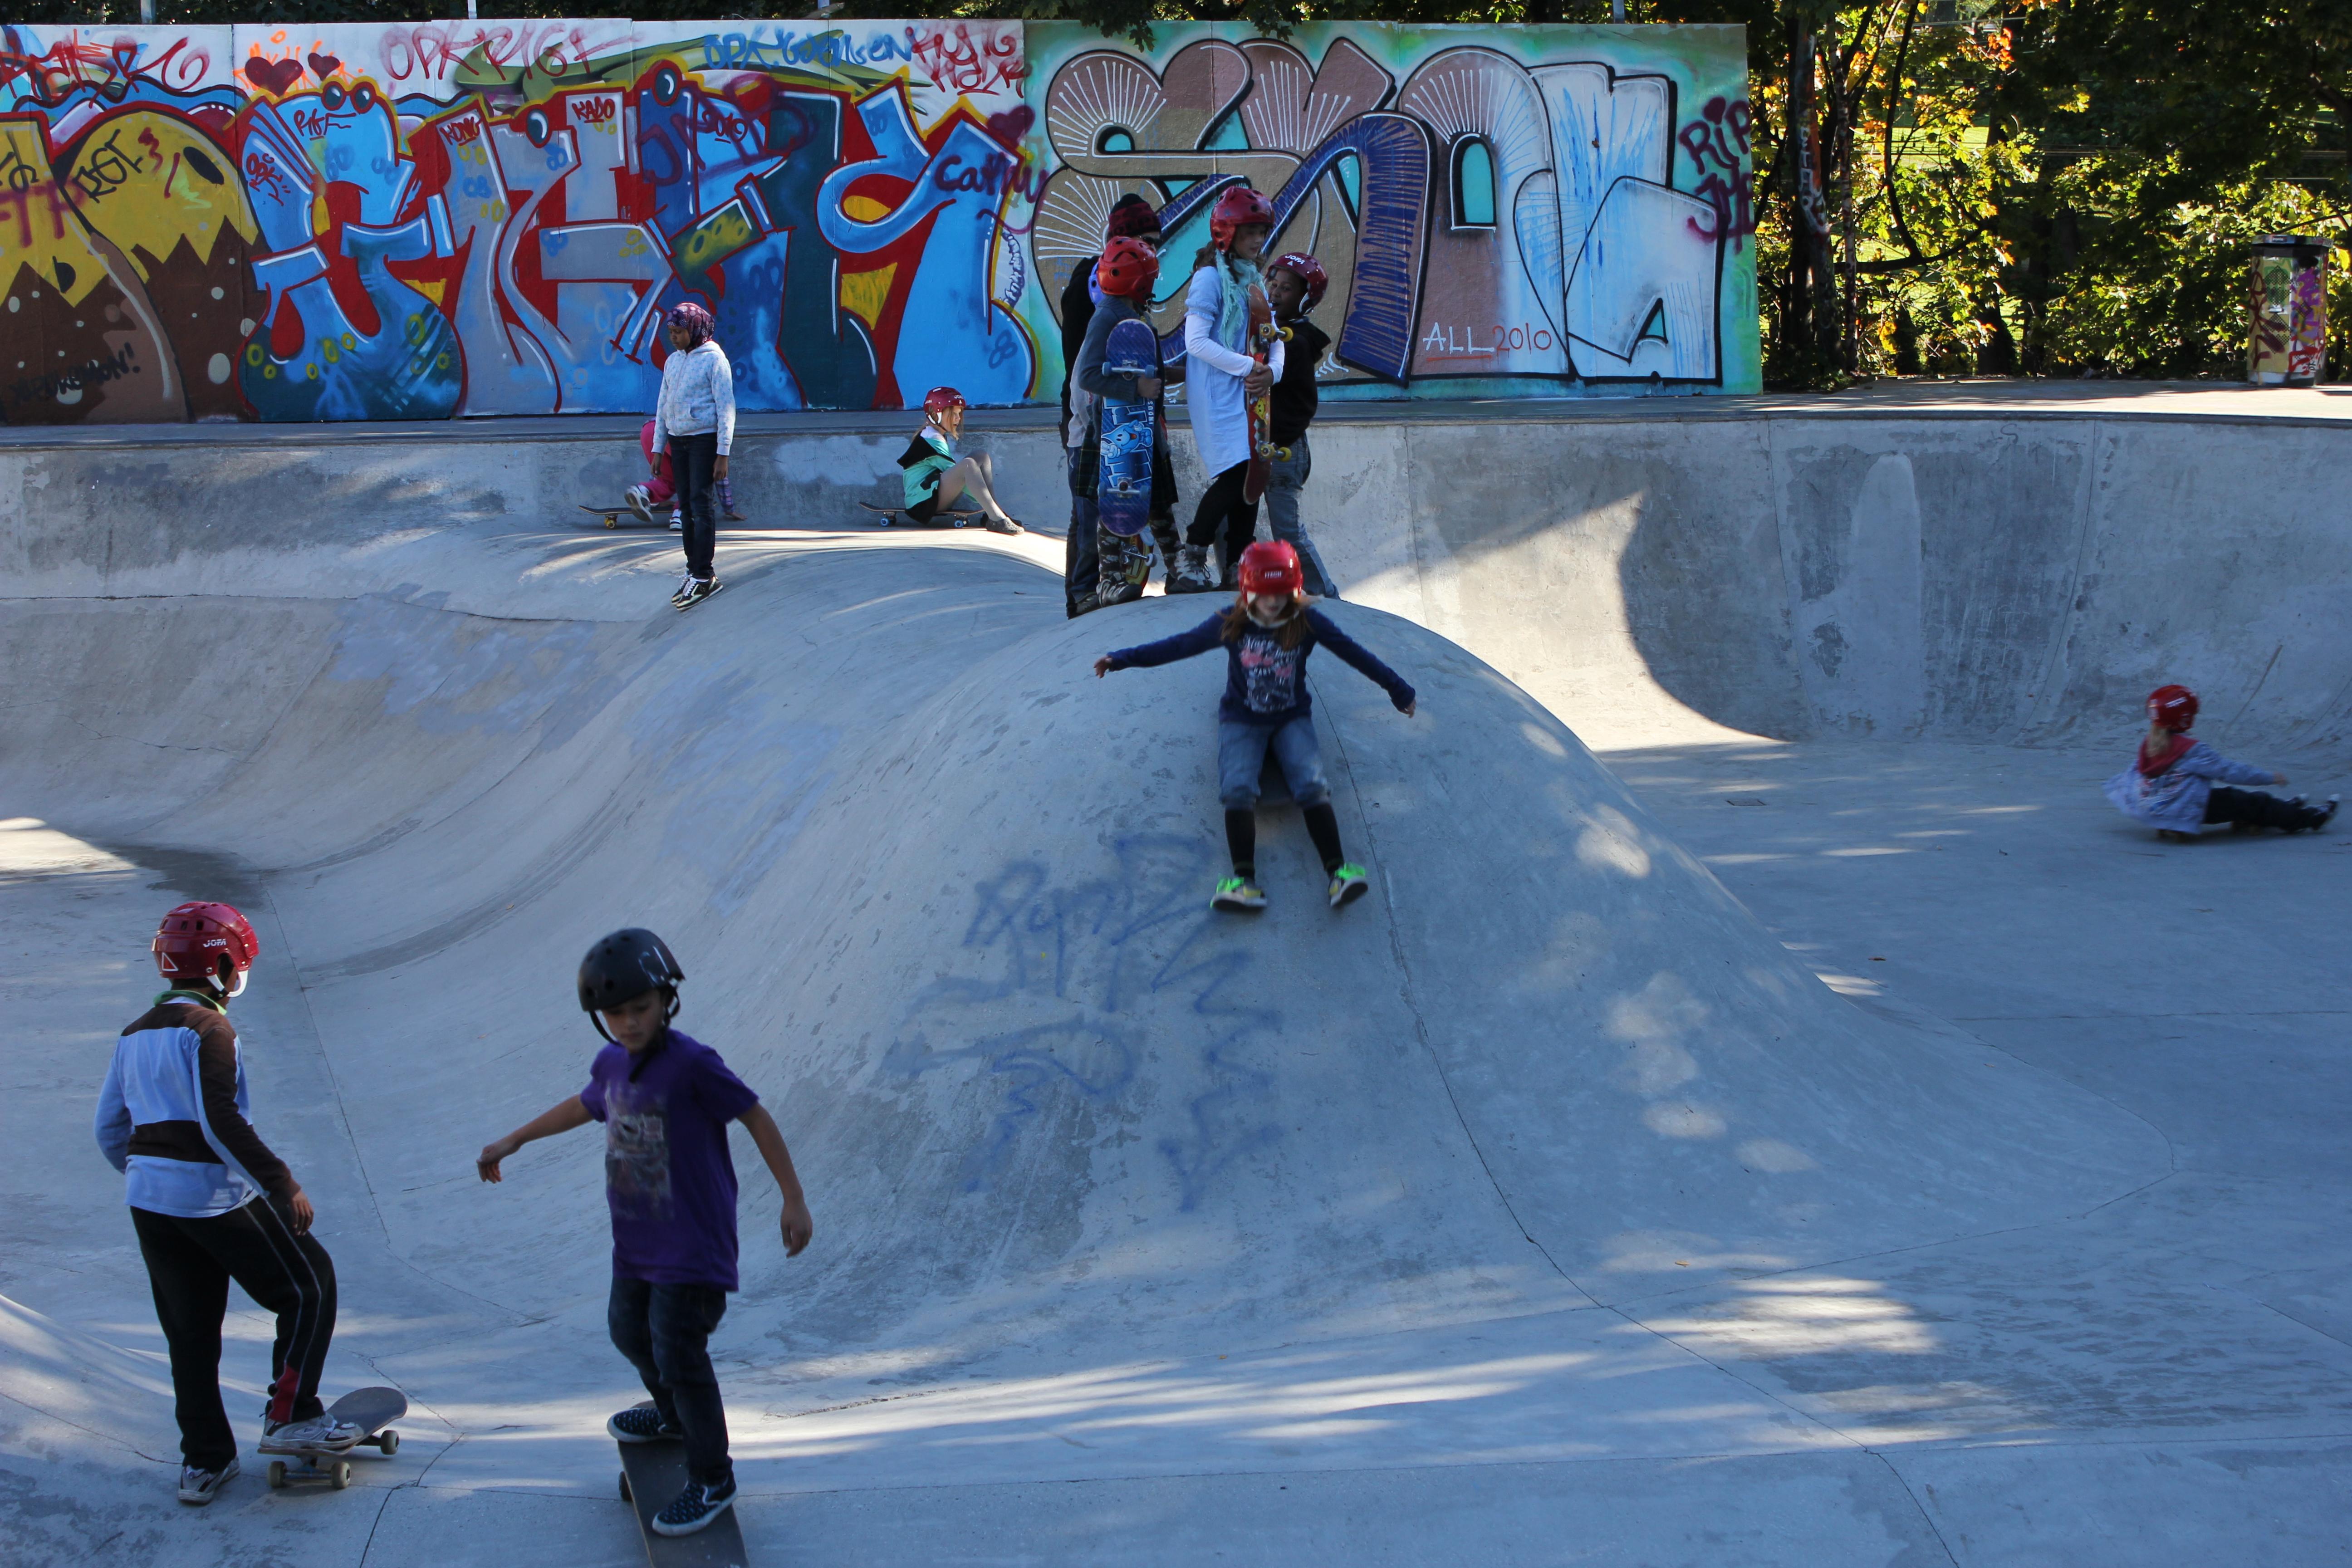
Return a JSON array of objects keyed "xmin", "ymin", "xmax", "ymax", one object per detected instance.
[
  {"xmin": 476, "ymin": 930, "xmax": 813, "ymax": 1539},
  {"xmin": 1075, "ymin": 235, "xmax": 1176, "ymax": 609},
  {"xmin": 1093, "ymin": 540, "xmax": 1416, "ymax": 911},
  {"xmin": 898, "ymin": 387, "xmax": 1025, "ymax": 534},
  {"xmin": 95, "ymin": 901, "xmax": 358, "ymax": 1506},
  {"xmin": 1172, "ymin": 186, "xmax": 1284, "ymax": 594},
  {"xmin": 2103, "ymin": 684, "xmax": 2338, "ymax": 841},
  {"xmin": 1263, "ymin": 253, "xmax": 1339, "ymax": 600},
  {"xmin": 651, "ymin": 304, "xmax": 735, "ymax": 609}
]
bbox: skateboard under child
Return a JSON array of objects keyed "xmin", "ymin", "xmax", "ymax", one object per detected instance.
[
  {"xmin": 580, "ymin": 502, "xmax": 665, "ymax": 529},
  {"xmin": 1243, "ymin": 285, "xmax": 1291, "ymax": 505},
  {"xmin": 857, "ymin": 500, "xmax": 985, "ymax": 529},
  {"xmin": 264, "ymin": 1385, "xmax": 407, "ymax": 1490},
  {"xmin": 616, "ymin": 1403, "xmax": 750, "ymax": 1566}
]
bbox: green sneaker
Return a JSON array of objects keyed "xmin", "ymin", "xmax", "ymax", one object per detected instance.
[
  {"xmin": 1212, "ymin": 876, "xmax": 1267, "ymax": 912},
  {"xmin": 1327, "ymin": 863, "xmax": 1370, "ymax": 910}
]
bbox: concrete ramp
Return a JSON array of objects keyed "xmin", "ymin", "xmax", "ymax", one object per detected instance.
[{"xmin": 3, "ymin": 501, "xmax": 2154, "ymax": 1431}]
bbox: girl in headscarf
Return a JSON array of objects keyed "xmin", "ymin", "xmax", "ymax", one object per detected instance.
[{"xmin": 651, "ymin": 303, "xmax": 734, "ymax": 610}]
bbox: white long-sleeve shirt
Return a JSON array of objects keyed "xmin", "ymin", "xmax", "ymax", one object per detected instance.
[
  {"xmin": 1183, "ymin": 266, "xmax": 1284, "ymax": 479},
  {"xmin": 653, "ymin": 340, "xmax": 735, "ymax": 456}
]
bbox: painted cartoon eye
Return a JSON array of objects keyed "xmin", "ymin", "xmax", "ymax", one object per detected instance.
[
  {"xmin": 524, "ymin": 107, "xmax": 553, "ymax": 147},
  {"xmin": 651, "ymin": 64, "xmax": 682, "ymax": 106},
  {"xmin": 351, "ymin": 82, "xmax": 377, "ymax": 113},
  {"xmin": 320, "ymin": 81, "xmax": 346, "ymax": 110}
]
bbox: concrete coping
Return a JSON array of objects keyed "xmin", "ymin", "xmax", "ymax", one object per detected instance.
[{"xmin": 2, "ymin": 379, "xmax": 2347, "ymax": 451}]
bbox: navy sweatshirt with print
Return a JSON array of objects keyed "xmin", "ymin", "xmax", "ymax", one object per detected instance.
[{"xmin": 1107, "ymin": 608, "xmax": 1415, "ymax": 725}]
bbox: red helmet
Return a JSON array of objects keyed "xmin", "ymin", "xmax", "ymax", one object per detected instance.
[
  {"xmin": 153, "ymin": 901, "xmax": 260, "ymax": 995},
  {"xmin": 922, "ymin": 386, "xmax": 965, "ymax": 417},
  {"xmin": 1210, "ymin": 185, "xmax": 1275, "ymax": 251},
  {"xmin": 1270, "ymin": 251, "xmax": 1328, "ymax": 313},
  {"xmin": 1237, "ymin": 539, "xmax": 1303, "ymax": 598},
  {"xmin": 2147, "ymin": 684, "xmax": 2199, "ymax": 731},
  {"xmin": 1095, "ymin": 236, "xmax": 1160, "ymax": 303}
]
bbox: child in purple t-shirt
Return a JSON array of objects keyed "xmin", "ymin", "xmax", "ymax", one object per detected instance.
[{"xmin": 476, "ymin": 929, "xmax": 812, "ymax": 1540}]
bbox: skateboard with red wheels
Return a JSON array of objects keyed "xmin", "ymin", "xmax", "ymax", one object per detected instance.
[
  {"xmin": 264, "ymin": 1386, "xmax": 406, "ymax": 1490},
  {"xmin": 1242, "ymin": 284, "xmax": 1290, "ymax": 505},
  {"xmin": 616, "ymin": 1403, "xmax": 749, "ymax": 1566}
]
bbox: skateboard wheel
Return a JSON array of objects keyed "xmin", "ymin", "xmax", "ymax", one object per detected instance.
[
  {"xmin": 267, "ymin": 1460, "xmax": 287, "ymax": 1488},
  {"xmin": 330, "ymin": 1460, "xmax": 351, "ymax": 1490},
  {"xmin": 378, "ymin": 1429, "xmax": 399, "ymax": 1455},
  {"xmin": 605, "ymin": 516, "xmax": 618, "ymax": 528},
  {"xmin": 618, "ymin": 1470, "xmax": 632, "ymax": 1502}
]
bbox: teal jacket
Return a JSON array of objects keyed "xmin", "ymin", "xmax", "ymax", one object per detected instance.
[{"xmin": 900, "ymin": 425, "xmax": 955, "ymax": 510}]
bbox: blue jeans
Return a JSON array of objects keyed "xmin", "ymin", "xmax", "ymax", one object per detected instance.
[
  {"xmin": 609, "ymin": 1277, "xmax": 732, "ymax": 1485},
  {"xmin": 1218, "ymin": 715, "xmax": 1329, "ymax": 809},
  {"xmin": 1263, "ymin": 432, "xmax": 1336, "ymax": 598},
  {"xmin": 1065, "ymin": 446, "xmax": 1098, "ymax": 614}
]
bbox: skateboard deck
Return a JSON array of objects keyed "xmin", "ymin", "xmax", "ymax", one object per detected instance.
[
  {"xmin": 617, "ymin": 1406, "xmax": 750, "ymax": 1567},
  {"xmin": 858, "ymin": 500, "xmax": 984, "ymax": 529},
  {"xmin": 1243, "ymin": 287, "xmax": 1290, "ymax": 505},
  {"xmin": 265, "ymin": 1386, "xmax": 406, "ymax": 1491},
  {"xmin": 581, "ymin": 503, "xmax": 664, "ymax": 530},
  {"xmin": 1096, "ymin": 317, "xmax": 1158, "ymax": 539}
]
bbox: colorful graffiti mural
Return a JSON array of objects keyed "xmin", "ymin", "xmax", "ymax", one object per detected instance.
[
  {"xmin": 0, "ymin": 19, "xmax": 1754, "ymax": 425},
  {"xmin": 1022, "ymin": 22, "xmax": 1756, "ymax": 400}
]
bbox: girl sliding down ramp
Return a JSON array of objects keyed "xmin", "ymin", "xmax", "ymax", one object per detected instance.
[
  {"xmin": 1171, "ymin": 186, "xmax": 1284, "ymax": 593},
  {"xmin": 2103, "ymin": 684, "xmax": 2338, "ymax": 842},
  {"xmin": 1094, "ymin": 540, "xmax": 1416, "ymax": 911}
]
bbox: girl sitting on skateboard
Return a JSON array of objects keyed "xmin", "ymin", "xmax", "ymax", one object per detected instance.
[
  {"xmin": 1093, "ymin": 539, "xmax": 1416, "ymax": 911},
  {"xmin": 1172, "ymin": 186, "xmax": 1284, "ymax": 595},
  {"xmin": 2103, "ymin": 684, "xmax": 2338, "ymax": 841},
  {"xmin": 898, "ymin": 387, "xmax": 1024, "ymax": 534}
]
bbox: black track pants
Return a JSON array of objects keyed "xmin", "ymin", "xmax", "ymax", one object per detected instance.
[
  {"xmin": 2204, "ymin": 786, "xmax": 2327, "ymax": 830},
  {"xmin": 132, "ymin": 1196, "xmax": 338, "ymax": 1470}
]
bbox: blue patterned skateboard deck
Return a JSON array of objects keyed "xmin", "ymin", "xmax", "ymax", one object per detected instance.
[{"xmin": 1096, "ymin": 318, "xmax": 1157, "ymax": 539}]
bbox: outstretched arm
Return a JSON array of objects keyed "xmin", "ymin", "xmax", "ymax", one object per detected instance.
[
  {"xmin": 1311, "ymin": 612, "xmax": 1417, "ymax": 715},
  {"xmin": 478, "ymin": 1096, "xmax": 593, "ymax": 1182},
  {"xmin": 740, "ymin": 1105, "xmax": 813, "ymax": 1256},
  {"xmin": 1094, "ymin": 617, "xmax": 1225, "ymax": 678}
]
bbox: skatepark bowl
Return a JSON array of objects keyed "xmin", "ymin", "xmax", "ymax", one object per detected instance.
[{"xmin": 4, "ymin": 381, "xmax": 2349, "ymax": 1566}]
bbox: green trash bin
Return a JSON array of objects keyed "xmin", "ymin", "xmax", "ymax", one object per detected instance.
[{"xmin": 2247, "ymin": 235, "xmax": 2330, "ymax": 386}]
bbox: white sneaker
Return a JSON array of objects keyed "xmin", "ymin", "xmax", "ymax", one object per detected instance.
[
  {"xmin": 259, "ymin": 1411, "xmax": 361, "ymax": 1454},
  {"xmin": 179, "ymin": 1457, "xmax": 239, "ymax": 1505},
  {"xmin": 624, "ymin": 485, "xmax": 655, "ymax": 524},
  {"xmin": 669, "ymin": 512, "xmax": 684, "ymax": 533}
]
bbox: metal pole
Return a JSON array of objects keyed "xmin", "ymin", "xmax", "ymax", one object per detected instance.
[
  {"xmin": 466, "ymin": 0, "xmax": 478, "ymax": 19},
  {"xmin": 140, "ymin": 0, "xmax": 156, "ymax": 21},
  {"xmin": 1612, "ymin": 0, "xmax": 1627, "ymax": 20}
]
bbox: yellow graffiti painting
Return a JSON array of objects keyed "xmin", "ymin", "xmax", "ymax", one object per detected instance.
[{"xmin": 62, "ymin": 111, "xmax": 260, "ymax": 280}]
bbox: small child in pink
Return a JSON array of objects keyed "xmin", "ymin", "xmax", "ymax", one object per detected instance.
[{"xmin": 628, "ymin": 420, "xmax": 741, "ymax": 530}]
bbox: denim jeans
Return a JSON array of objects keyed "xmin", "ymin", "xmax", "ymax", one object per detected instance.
[
  {"xmin": 1263, "ymin": 432, "xmax": 1337, "ymax": 598},
  {"xmin": 1065, "ymin": 446, "xmax": 1098, "ymax": 614},
  {"xmin": 609, "ymin": 1277, "xmax": 732, "ymax": 1485},
  {"xmin": 669, "ymin": 432, "xmax": 719, "ymax": 581},
  {"xmin": 1217, "ymin": 715, "xmax": 1329, "ymax": 809}
]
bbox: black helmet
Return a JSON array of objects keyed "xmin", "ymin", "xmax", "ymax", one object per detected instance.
[{"xmin": 578, "ymin": 929, "xmax": 684, "ymax": 1039}]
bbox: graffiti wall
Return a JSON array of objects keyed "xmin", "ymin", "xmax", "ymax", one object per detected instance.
[
  {"xmin": 0, "ymin": 19, "xmax": 1752, "ymax": 425},
  {"xmin": 1023, "ymin": 21, "xmax": 1756, "ymax": 402}
]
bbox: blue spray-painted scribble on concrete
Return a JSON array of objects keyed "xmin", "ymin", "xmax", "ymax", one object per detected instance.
[{"xmin": 886, "ymin": 838, "xmax": 1283, "ymax": 1210}]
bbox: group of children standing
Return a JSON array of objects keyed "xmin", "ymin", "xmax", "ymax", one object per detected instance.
[{"xmin": 1057, "ymin": 186, "xmax": 1340, "ymax": 614}]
